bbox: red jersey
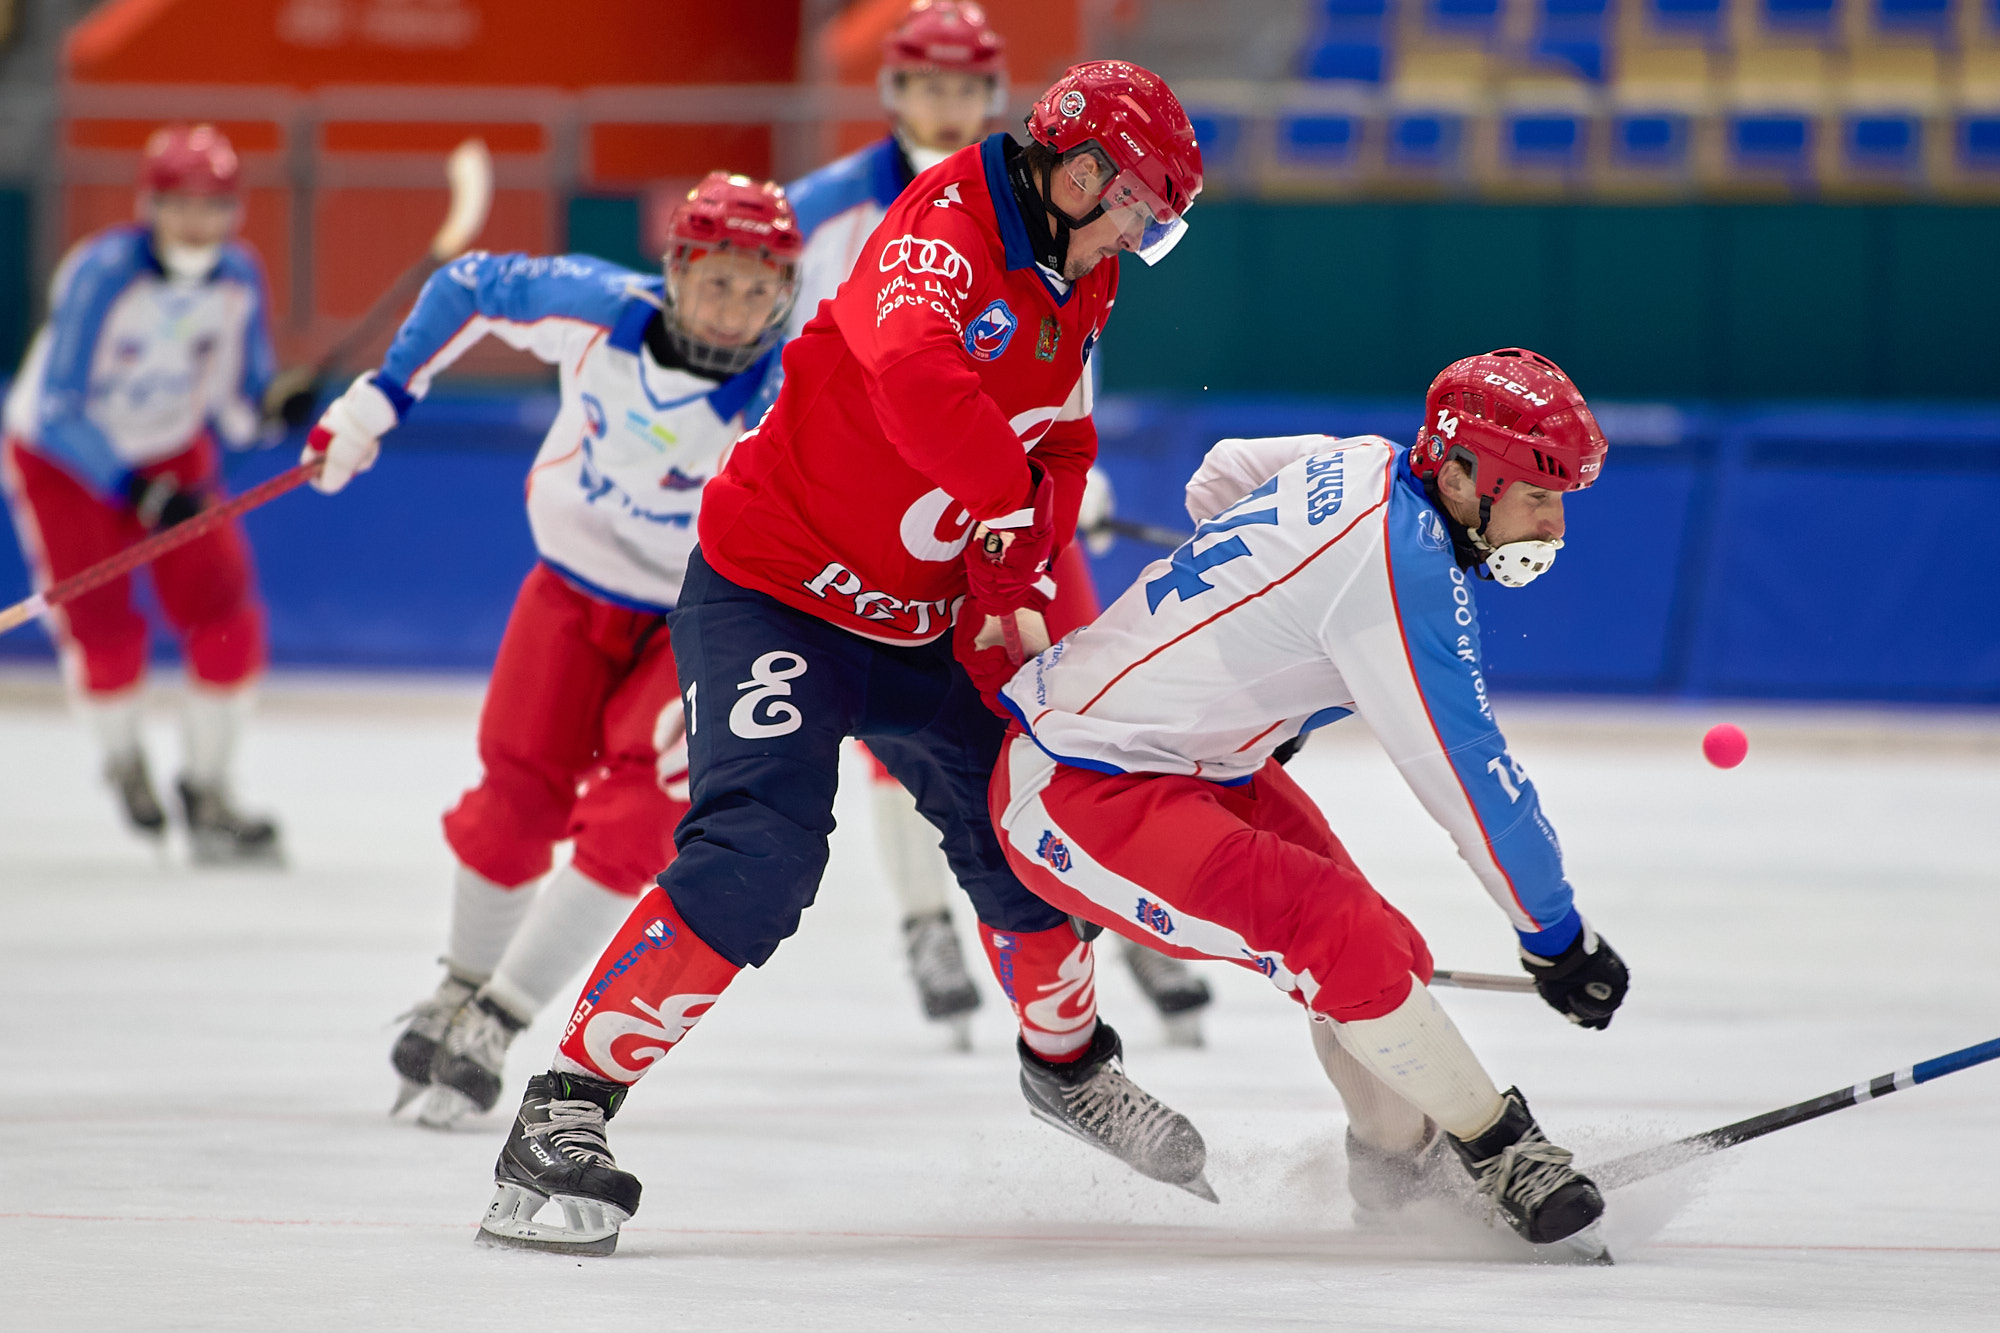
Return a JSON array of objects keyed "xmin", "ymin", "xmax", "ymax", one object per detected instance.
[{"xmin": 698, "ymin": 134, "xmax": 1115, "ymax": 645}]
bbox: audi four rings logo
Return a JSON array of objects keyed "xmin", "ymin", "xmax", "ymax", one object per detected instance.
[
  {"xmin": 879, "ymin": 233, "xmax": 974, "ymax": 296},
  {"xmin": 1058, "ymin": 90, "xmax": 1086, "ymax": 118}
]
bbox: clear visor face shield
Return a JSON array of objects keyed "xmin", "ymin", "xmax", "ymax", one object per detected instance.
[{"xmin": 1069, "ymin": 154, "xmax": 1189, "ymax": 266}]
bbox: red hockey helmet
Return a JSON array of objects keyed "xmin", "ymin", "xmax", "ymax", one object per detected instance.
[
  {"xmin": 1411, "ymin": 348, "xmax": 1606, "ymax": 497},
  {"xmin": 1024, "ymin": 61, "xmax": 1202, "ymax": 266},
  {"xmin": 141, "ymin": 124, "xmax": 240, "ymax": 196},
  {"xmin": 659, "ymin": 172, "xmax": 803, "ymax": 376},
  {"xmin": 880, "ymin": 1, "xmax": 1008, "ymax": 118}
]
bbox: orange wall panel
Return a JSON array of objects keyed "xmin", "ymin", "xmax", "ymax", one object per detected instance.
[
  {"xmin": 69, "ymin": 0, "xmax": 800, "ymax": 89},
  {"xmin": 321, "ymin": 122, "xmax": 545, "ymax": 154},
  {"xmin": 313, "ymin": 185, "xmax": 547, "ymax": 318},
  {"xmin": 589, "ymin": 124, "xmax": 772, "ymax": 187},
  {"xmin": 69, "ymin": 117, "xmax": 285, "ymax": 151}
]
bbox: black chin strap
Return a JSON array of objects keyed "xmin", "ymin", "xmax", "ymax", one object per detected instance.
[
  {"xmin": 1422, "ymin": 478, "xmax": 1495, "ymax": 579},
  {"xmin": 1005, "ymin": 138, "xmax": 1101, "ymax": 276}
]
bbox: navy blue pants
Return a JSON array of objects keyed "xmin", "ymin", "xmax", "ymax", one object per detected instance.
[{"xmin": 660, "ymin": 548, "xmax": 1066, "ymax": 968}]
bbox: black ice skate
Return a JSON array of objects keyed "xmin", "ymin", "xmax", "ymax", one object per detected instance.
[
  {"xmin": 176, "ymin": 776, "xmax": 283, "ymax": 866},
  {"xmin": 477, "ymin": 1071, "xmax": 642, "ymax": 1256},
  {"xmin": 105, "ymin": 751, "xmax": 166, "ymax": 840},
  {"xmin": 903, "ymin": 910, "xmax": 979, "ymax": 1050},
  {"xmin": 420, "ymin": 993, "xmax": 528, "ymax": 1129},
  {"xmin": 1119, "ymin": 937, "xmax": 1211, "ymax": 1048},
  {"xmin": 390, "ymin": 969, "xmax": 477, "ymax": 1114},
  {"xmin": 1345, "ymin": 1119, "xmax": 1476, "ymax": 1224},
  {"xmin": 1448, "ymin": 1087, "xmax": 1611, "ymax": 1263},
  {"xmin": 1018, "ymin": 1021, "xmax": 1217, "ymax": 1202}
]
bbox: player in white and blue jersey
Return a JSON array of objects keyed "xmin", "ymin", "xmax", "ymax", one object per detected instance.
[{"xmin": 991, "ymin": 349, "xmax": 1629, "ymax": 1258}]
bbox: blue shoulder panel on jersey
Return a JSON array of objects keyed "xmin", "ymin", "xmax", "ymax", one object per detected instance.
[
  {"xmin": 34, "ymin": 227, "xmax": 152, "ymax": 494},
  {"xmin": 1382, "ymin": 469, "xmax": 1579, "ymax": 948},
  {"xmin": 379, "ymin": 252, "xmax": 642, "ymax": 402},
  {"xmin": 786, "ymin": 137, "xmax": 909, "ymax": 240}
]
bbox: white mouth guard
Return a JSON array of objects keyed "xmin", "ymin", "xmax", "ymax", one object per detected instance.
[{"xmin": 1484, "ymin": 538, "xmax": 1562, "ymax": 588}]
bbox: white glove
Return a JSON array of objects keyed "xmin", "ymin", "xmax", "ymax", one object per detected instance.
[
  {"xmin": 303, "ymin": 373, "xmax": 398, "ymax": 495},
  {"xmin": 1078, "ymin": 466, "xmax": 1116, "ymax": 556}
]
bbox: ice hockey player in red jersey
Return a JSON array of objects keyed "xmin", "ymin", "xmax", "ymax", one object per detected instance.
[
  {"xmin": 989, "ymin": 349, "xmax": 1627, "ymax": 1260},
  {"xmin": 475, "ymin": 61, "xmax": 1209, "ymax": 1255},
  {"xmin": 302, "ymin": 174, "xmax": 802, "ymax": 1129},
  {"xmin": 783, "ymin": 0, "xmax": 1213, "ymax": 1048}
]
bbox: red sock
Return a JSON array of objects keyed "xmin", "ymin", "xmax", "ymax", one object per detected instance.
[
  {"xmin": 979, "ymin": 922, "xmax": 1099, "ymax": 1061},
  {"xmin": 554, "ymin": 888, "xmax": 742, "ymax": 1083}
]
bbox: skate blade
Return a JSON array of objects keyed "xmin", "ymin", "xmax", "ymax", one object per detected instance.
[
  {"xmin": 416, "ymin": 1085, "xmax": 479, "ymax": 1130},
  {"xmin": 1532, "ymin": 1222, "xmax": 1613, "ymax": 1266},
  {"xmin": 390, "ymin": 1078, "xmax": 427, "ymax": 1115},
  {"xmin": 475, "ymin": 1182, "xmax": 627, "ymax": 1257},
  {"xmin": 1162, "ymin": 1012, "xmax": 1204, "ymax": 1049},
  {"xmin": 1026, "ymin": 1104, "xmax": 1221, "ymax": 1204}
]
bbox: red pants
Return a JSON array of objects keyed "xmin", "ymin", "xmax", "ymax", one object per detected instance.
[
  {"xmin": 443, "ymin": 562, "xmax": 690, "ymax": 895},
  {"xmin": 2, "ymin": 436, "xmax": 265, "ymax": 694},
  {"xmin": 991, "ymin": 729, "xmax": 1434, "ymax": 1022}
]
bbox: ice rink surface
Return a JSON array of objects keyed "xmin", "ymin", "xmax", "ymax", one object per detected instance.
[{"xmin": 2, "ymin": 669, "xmax": 1996, "ymax": 1331}]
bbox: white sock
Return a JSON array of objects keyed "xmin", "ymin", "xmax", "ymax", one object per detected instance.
[
  {"xmin": 872, "ymin": 778, "xmax": 952, "ymax": 919},
  {"xmin": 481, "ymin": 865, "xmax": 637, "ymax": 1023},
  {"xmin": 80, "ymin": 688, "xmax": 144, "ymax": 762},
  {"xmin": 1310, "ymin": 1013, "xmax": 1430, "ymax": 1153},
  {"xmin": 182, "ymin": 684, "xmax": 252, "ymax": 787},
  {"xmin": 1329, "ymin": 980, "xmax": 1506, "ymax": 1141},
  {"xmin": 444, "ymin": 863, "xmax": 537, "ymax": 985}
]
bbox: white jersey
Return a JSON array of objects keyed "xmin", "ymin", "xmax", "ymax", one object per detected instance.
[
  {"xmin": 372, "ymin": 251, "xmax": 777, "ymax": 613},
  {"xmin": 4, "ymin": 225, "xmax": 276, "ymax": 494},
  {"xmin": 999, "ymin": 434, "xmax": 1579, "ymax": 945}
]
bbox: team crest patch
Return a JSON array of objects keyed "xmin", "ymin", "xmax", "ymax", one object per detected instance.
[
  {"xmin": 965, "ymin": 299, "xmax": 1019, "ymax": 361},
  {"xmin": 1036, "ymin": 829, "xmax": 1072, "ymax": 873},
  {"xmin": 1035, "ymin": 316, "xmax": 1060, "ymax": 362},
  {"xmin": 1135, "ymin": 897, "xmax": 1175, "ymax": 937},
  {"xmin": 658, "ymin": 467, "xmax": 704, "ymax": 491},
  {"xmin": 1058, "ymin": 90, "xmax": 1087, "ymax": 118}
]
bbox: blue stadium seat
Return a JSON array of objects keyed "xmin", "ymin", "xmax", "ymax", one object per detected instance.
[
  {"xmin": 1613, "ymin": 113, "xmax": 1692, "ymax": 167},
  {"xmin": 1387, "ymin": 113, "xmax": 1463, "ymax": 166},
  {"xmin": 1960, "ymin": 116, "xmax": 2000, "ymax": 172},
  {"xmin": 1187, "ymin": 114, "xmax": 1243, "ymax": 169},
  {"xmin": 1505, "ymin": 112, "xmax": 1588, "ymax": 167},
  {"xmin": 1648, "ymin": 0, "xmax": 1724, "ymax": 38},
  {"xmin": 1844, "ymin": 114, "xmax": 1922, "ymax": 172},
  {"xmin": 1763, "ymin": 0, "xmax": 1837, "ymax": 33},
  {"xmin": 1279, "ymin": 114, "xmax": 1364, "ymax": 164},
  {"xmin": 1304, "ymin": 37, "xmax": 1387, "ymax": 82},
  {"xmin": 1318, "ymin": 0, "xmax": 1388, "ymax": 13},
  {"xmin": 1875, "ymin": 0, "xmax": 1950, "ymax": 30},
  {"xmin": 1730, "ymin": 113, "xmax": 1815, "ymax": 171},
  {"xmin": 1431, "ymin": 0, "xmax": 1504, "ymax": 36}
]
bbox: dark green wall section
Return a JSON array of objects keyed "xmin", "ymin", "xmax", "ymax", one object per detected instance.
[
  {"xmin": 1, "ymin": 188, "xmax": 31, "ymax": 373},
  {"xmin": 565, "ymin": 195, "xmax": 649, "ymax": 275},
  {"xmin": 1102, "ymin": 203, "xmax": 2000, "ymax": 401}
]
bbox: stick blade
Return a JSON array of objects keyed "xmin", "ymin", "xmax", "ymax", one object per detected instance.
[{"xmin": 432, "ymin": 138, "xmax": 495, "ymax": 260}]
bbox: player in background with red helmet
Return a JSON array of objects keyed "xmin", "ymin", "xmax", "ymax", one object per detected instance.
[
  {"xmin": 474, "ymin": 61, "xmax": 1207, "ymax": 1256},
  {"xmin": 782, "ymin": 0, "xmax": 1213, "ymax": 1050},
  {"xmin": 989, "ymin": 349, "xmax": 1629, "ymax": 1260},
  {"xmin": 303, "ymin": 174, "xmax": 801, "ymax": 1129},
  {"xmin": 1, "ymin": 123, "xmax": 307, "ymax": 864}
]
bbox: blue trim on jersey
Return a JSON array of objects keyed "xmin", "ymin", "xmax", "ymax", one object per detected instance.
[
  {"xmin": 213, "ymin": 242, "xmax": 277, "ymax": 411},
  {"xmin": 370, "ymin": 373, "xmax": 415, "ymax": 420},
  {"xmin": 1383, "ymin": 477, "xmax": 1576, "ymax": 933},
  {"xmin": 542, "ymin": 556, "xmax": 673, "ymax": 616},
  {"xmin": 379, "ymin": 252, "xmax": 640, "ymax": 394},
  {"xmin": 706, "ymin": 347, "xmax": 778, "ymax": 424},
  {"xmin": 36, "ymin": 228, "xmax": 154, "ymax": 494},
  {"xmin": 1000, "ymin": 691, "xmax": 1130, "ymax": 776},
  {"xmin": 1517, "ymin": 905, "xmax": 1583, "ymax": 956},
  {"xmin": 981, "ymin": 134, "xmax": 1073, "ymax": 308},
  {"xmin": 1300, "ymin": 705, "xmax": 1353, "ymax": 732},
  {"xmin": 605, "ymin": 284, "xmax": 661, "ymax": 354},
  {"xmin": 786, "ymin": 136, "xmax": 911, "ymax": 241}
]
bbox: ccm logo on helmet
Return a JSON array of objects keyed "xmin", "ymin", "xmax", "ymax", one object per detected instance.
[{"xmin": 1483, "ymin": 373, "xmax": 1550, "ymax": 408}]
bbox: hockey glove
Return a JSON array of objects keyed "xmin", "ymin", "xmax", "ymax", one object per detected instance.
[
  {"xmin": 261, "ymin": 365, "xmax": 320, "ymax": 431},
  {"xmin": 964, "ymin": 463, "xmax": 1058, "ymax": 617},
  {"xmin": 124, "ymin": 472, "xmax": 204, "ymax": 531},
  {"xmin": 952, "ymin": 598, "xmax": 1028, "ymax": 717},
  {"xmin": 303, "ymin": 372, "xmax": 399, "ymax": 495},
  {"xmin": 1520, "ymin": 921, "xmax": 1629, "ymax": 1030}
]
